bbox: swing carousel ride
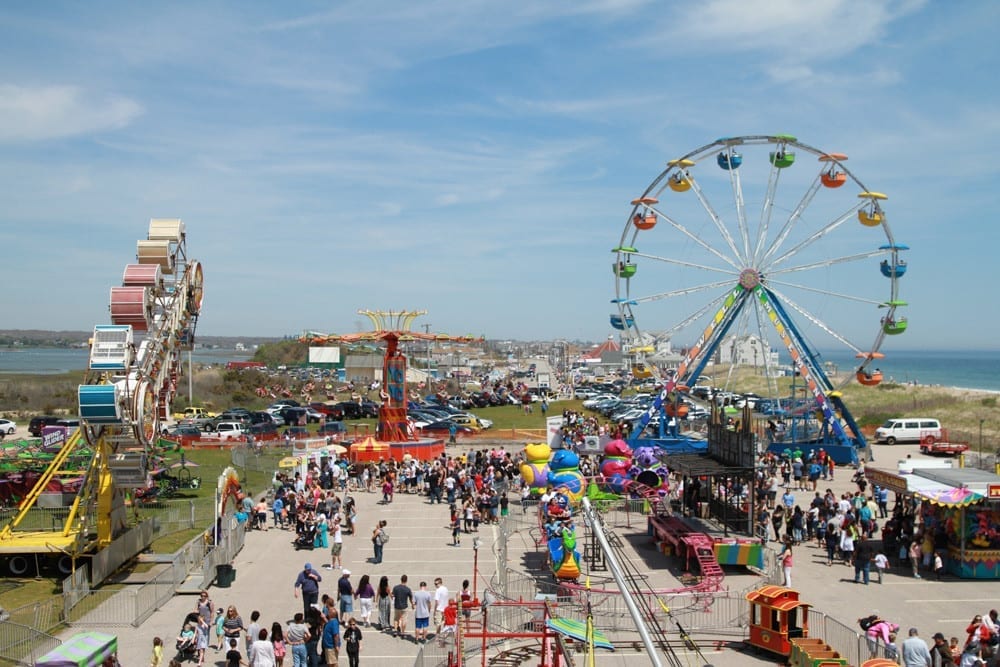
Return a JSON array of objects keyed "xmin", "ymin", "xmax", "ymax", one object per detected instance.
[
  {"xmin": 301, "ymin": 310, "xmax": 483, "ymax": 454},
  {"xmin": 612, "ymin": 135, "xmax": 907, "ymax": 464}
]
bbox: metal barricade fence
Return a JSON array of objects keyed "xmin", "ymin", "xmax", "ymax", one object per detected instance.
[{"xmin": 0, "ymin": 621, "xmax": 61, "ymax": 667}]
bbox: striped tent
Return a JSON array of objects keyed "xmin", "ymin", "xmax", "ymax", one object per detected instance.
[{"xmin": 36, "ymin": 632, "xmax": 117, "ymax": 667}]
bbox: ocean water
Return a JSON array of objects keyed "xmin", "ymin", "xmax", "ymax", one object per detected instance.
[
  {"xmin": 815, "ymin": 349, "xmax": 1000, "ymax": 393},
  {"xmin": 4, "ymin": 346, "xmax": 1000, "ymax": 392},
  {"xmin": 0, "ymin": 347, "xmax": 252, "ymax": 375}
]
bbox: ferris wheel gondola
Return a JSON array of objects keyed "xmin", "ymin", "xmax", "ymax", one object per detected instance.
[{"xmin": 613, "ymin": 135, "xmax": 907, "ymax": 463}]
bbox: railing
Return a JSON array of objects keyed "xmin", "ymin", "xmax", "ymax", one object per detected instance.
[
  {"xmin": 66, "ymin": 520, "xmax": 246, "ymax": 628},
  {"xmin": 0, "ymin": 621, "xmax": 61, "ymax": 667}
]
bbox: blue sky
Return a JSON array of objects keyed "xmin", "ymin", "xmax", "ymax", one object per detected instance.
[{"xmin": 1, "ymin": 1, "xmax": 996, "ymax": 353}]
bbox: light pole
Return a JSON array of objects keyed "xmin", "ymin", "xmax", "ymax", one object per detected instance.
[{"xmin": 980, "ymin": 418, "xmax": 985, "ymax": 463}]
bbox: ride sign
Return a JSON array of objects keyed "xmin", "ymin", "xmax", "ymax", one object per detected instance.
[{"xmin": 386, "ymin": 357, "xmax": 406, "ymax": 405}]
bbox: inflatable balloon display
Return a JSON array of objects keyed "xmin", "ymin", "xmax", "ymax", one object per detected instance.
[
  {"xmin": 599, "ymin": 438, "xmax": 632, "ymax": 493},
  {"xmin": 547, "ymin": 448, "xmax": 585, "ymax": 503},
  {"xmin": 519, "ymin": 443, "xmax": 551, "ymax": 495}
]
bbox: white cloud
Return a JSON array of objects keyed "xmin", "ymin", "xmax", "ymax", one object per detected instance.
[{"xmin": 0, "ymin": 84, "xmax": 142, "ymax": 142}]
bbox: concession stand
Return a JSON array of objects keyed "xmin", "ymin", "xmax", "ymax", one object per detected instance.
[{"xmin": 866, "ymin": 463, "xmax": 1000, "ymax": 579}]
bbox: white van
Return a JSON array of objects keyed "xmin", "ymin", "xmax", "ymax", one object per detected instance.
[{"xmin": 874, "ymin": 417, "xmax": 942, "ymax": 445}]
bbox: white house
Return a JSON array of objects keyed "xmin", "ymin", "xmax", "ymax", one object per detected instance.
[{"xmin": 717, "ymin": 334, "xmax": 779, "ymax": 368}]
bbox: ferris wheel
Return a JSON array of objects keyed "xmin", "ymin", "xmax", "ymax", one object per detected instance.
[{"xmin": 612, "ymin": 135, "xmax": 907, "ymax": 449}]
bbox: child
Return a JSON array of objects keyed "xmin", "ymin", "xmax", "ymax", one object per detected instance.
[
  {"xmin": 437, "ymin": 601, "xmax": 458, "ymax": 646},
  {"xmin": 874, "ymin": 551, "xmax": 889, "ymax": 584},
  {"xmin": 150, "ymin": 637, "xmax": 163, "ymax": 667},
  {"xmin": 451, "ymin": 512, "xmax": 462, "ymax": 546},
  {"xmin": 214, "ymin": 608, "xmax": 225, "ymax": 651},
  {"xmin": 225, "ymin": 638, "xmax": 244, "ymax": 667},
  {"xmin": 949, "ymin": 637, "xmax": 961, "ymax": 661},
  {"xmin": 934, "ymin": 551, "xmax": 945, "ymax": 580},
  {"xmin": 460, "ymin": 580, "xmax": 472, "ymax": 620}
]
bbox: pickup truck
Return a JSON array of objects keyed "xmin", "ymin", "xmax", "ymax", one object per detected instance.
[
  {"xmin": 172, "ymin": 406, "xmax": 216, "ymax": 421},
  {"xmin": 920, "ymin": 441, "xmax": 969, "ymax": 456},
  {"xmin": 200, "ymin": 421, "xmax": 247, "ymax": 442}
]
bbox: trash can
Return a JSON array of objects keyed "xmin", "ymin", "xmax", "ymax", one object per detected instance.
[{"xmin": 216, "ymin": 564, "xmax": 235, "ymax": 588}]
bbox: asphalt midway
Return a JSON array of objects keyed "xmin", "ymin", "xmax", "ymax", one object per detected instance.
[{"xmin": 59, "ymin": 440, "xmax": 1000, "ymax": 666}]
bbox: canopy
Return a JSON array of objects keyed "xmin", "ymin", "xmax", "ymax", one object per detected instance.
[
  {"xmin": 36, "ymin": 632, "xmax": 117, "ymax": 667},
  {"xmin": 546, "ymin": 617, "xmax": 614, "ymax": 651},
  {"xmin": 277, "ymin": 456, "xmax": 302, "ymax": 469},
  {"xmin": 914, "ymin": 486, "xmax": 985, "ymax": 507}
]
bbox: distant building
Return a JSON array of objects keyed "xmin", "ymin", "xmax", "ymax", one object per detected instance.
[
  {"xmin": 344, "ymin": 354, "xmax": 382, "ymax": 384},
  {"xmin": 717, "ymin": 334, "xmax": 779, "ymax": 368}
]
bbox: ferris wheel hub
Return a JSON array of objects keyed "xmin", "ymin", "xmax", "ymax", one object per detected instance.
[{"xmin": 738, "ymin": 268, "xmax": 761, "ymax": 290}]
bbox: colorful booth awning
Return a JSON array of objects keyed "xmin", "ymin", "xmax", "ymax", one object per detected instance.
[{"xmin": 914, "ymin": 486, "xmax": 985, "ymax": 507}]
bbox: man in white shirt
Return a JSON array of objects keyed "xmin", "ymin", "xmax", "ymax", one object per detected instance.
[{"xmin": 433, "ymin": 578, "xmax": 450, "ymax": 636}]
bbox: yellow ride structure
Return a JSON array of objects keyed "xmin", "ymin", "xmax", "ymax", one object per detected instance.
[{"xmin": 0, "ymin": 219, "xmax": 204, "ymax": 576}]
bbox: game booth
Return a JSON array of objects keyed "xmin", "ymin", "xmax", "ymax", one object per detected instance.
[{"xmin": 866, "ymin": 464, "xmax": 1000, "ymax": 579}]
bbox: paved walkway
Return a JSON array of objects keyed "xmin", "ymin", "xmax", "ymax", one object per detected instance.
[
  {"xmin": 64, "ymin": 441, "xmax": 1000, "ymax": 666},
  {"xmin": 101, "ymin": 483, "xmax": 494, "ymax": 666}
]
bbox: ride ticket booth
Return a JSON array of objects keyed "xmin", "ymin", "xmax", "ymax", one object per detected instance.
[{"xmin": 745, "ymin": 585, "xmax": 810, "ymax": 657}]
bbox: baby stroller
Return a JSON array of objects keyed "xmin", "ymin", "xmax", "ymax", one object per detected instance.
[
  {"xmin": 176, "ymin": 612, "xmax": 200, "ymax": 662},
  {"xmin": 294, "ymin": 523, "xmax": 317, "ymax": 550}
]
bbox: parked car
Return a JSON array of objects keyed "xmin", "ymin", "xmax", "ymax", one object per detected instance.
[
  {"xmin": 0, "ymin": 419, "xmax": 16, "ymax": 435},
  {"xmin": 171, "ymin": 406, "xmax": 216, "ymax": 421},
  {"xmin": 247, "ymin": 422, "xmax": 281, "ymax": 441},
  {"xmin": 280, "ymin": 407, "xmax": 308, "ymax": 426},
  {"xmin": 419, "ymin": 420, "xmax": 475, "ymax": 436},
  {"xmin": 164, "ymin": 424, "xmax": 202, "ymax": 446},
  {"xmin": 204, "ymin": 421, "xmax": 247, "ymax": 441},
  {"xmin": 332, "ymin": 402, "xmax": 366, "ymax": 420},
  {"xmin": 303, "ymin": 407, "xmax": 325, "ymax": 424},
  {"xmin": 283, "ymin": 426, "xmax": 311, "ymax": 440},
  {"xmin": 317, "ymin": 421, "xmax": 348, "ymax": 441},
  {"xmin": 248, "ymin": 411, "xmax": 276, "ymax": 425},
  {"xmin": 28, "ymin": 416, "xmax": 61, "ymax": 437}
]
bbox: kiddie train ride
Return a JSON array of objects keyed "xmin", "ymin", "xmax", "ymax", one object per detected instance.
[
  {"xmin": 0, "ymin": 219, "xmax": 203, "ymax": 576},
  {"xmin": 301, "ymin": 310, "xmax": 483, "ymax": 462},
  {"xmin": 613, "ymin": 135, "xmax": 908, "ymax": 466}
]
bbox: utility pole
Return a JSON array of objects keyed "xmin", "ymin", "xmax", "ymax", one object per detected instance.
[{"xmin": 423, "ymin": 323, "xmax": 432, "ymax": 387}]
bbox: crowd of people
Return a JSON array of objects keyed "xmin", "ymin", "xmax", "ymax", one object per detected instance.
[
  {"xmin": 156, "ymin": 446, "xmax": 531, "ymax": 667},
  {"xmin": 149, "ymin": 399, "xmax": 1000, "ymax": 667}
]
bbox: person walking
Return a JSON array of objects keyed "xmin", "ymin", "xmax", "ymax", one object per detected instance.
[
  {"xmin": 294, "ymin": 563, "xmax": 323, "ymax": 619},
  {"xmin": 391, "ymin": 574, "xmax": 414, "ymax": 639},
  {"xmin": 413, "ymin": 581, "xmax": 433, "ymax": 644},
  {"xmin": 337, "ymin": 570, "xmax": 354, "ymax": 617},
  {"xmin": 901, "ymin": 627, "xmax": 932, "ymax": 667},
  {"xmin": 930, "ymin": 632, "xmax": 956, "ymax": 667},
  {"xmin": 853, "ymin": 535, "xmax": 875, "ymax": 585},
  {"xmin": 375, "ymin": 576, "xmax": 392, "ymax": 631},
  {"xmin": 909, "ymin": 539, "xmax": 923, "ymax": 579},
  {"xmin": 433, "ymin": 578, "xmax": 450, "ymax": 637},
  {"xmin": 355, "ymin": 574, "xmax": 375, "ymax": 627},
  {"xmin": 372, "ymin": 520, "xmax": 388, "ymax": 564},
  {"xmin": 284, "ymin": 613, "xmax": 310, "ymax": 667},
  {"xmin": 343, "ymin": 618, "xmax": 363, "ymax": 667},
  {"xmin": 778, "ymin": 538, "xmax": 793, "ymax": 588},
  {"xmin": 249, "ymin": 629, "xmax": 276, "ymax": 667},
  {"xmin": 328, "ymin": 516, "xmax": 343, "ymax": 570},
  {"xmin": 320, "ymin": 608, "xmax": 340, "ymax": 667}
]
